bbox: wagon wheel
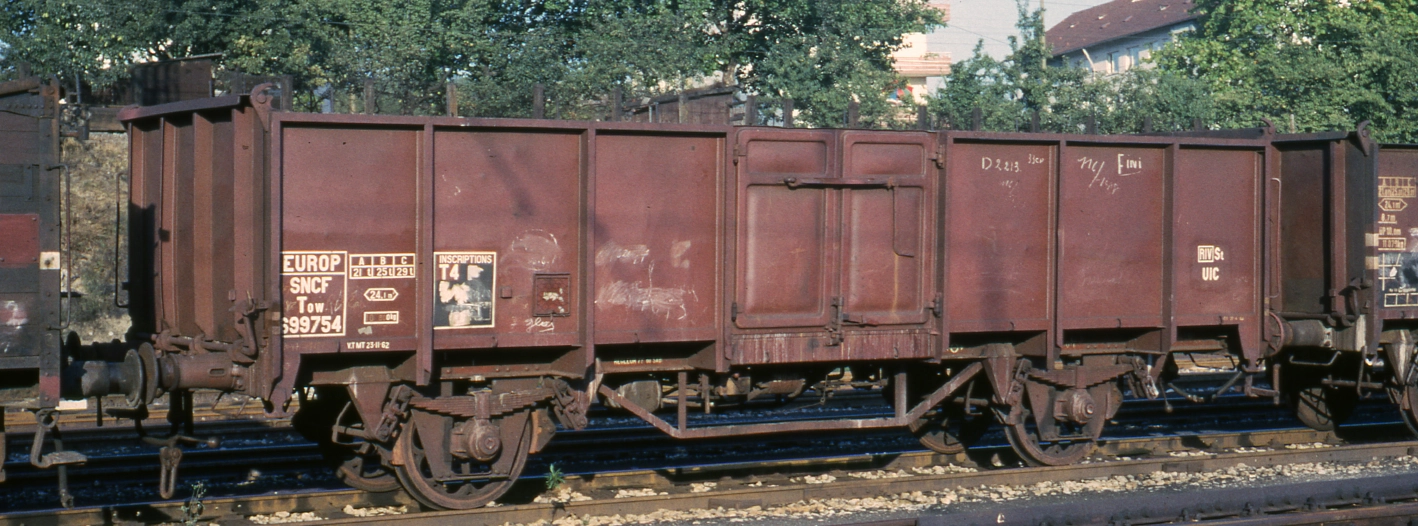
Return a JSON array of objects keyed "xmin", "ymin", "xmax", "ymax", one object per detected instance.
[
  {"xmin": 393, "ymin": 410, "xmax": 532, "ymax": 510},
  {"xmin": 1293, "ymin": 386, "xmax": 1357, "ymax": 432},
  {"xmin": 916, "ymin": 414, "xmax": 966, "ymax": 455},
  {"xmin": 1399, "ymin": 384, "xmax": 1418, "ymax": 436},
  {"xmin": 336, "ymin": 443, "xmax": 400, "ymax": 492},
  {"xmin": 294, "ymin": 388, "xmax": 400, "ymax": 492},
  {"xmin": 915, "ymin": 405, "xmax": 992, "ymax": 455},
  {"xmin": 1003, "ymin": 385, "xmax": 1104, "ymax": 466},
  {"xmin": 1386, "ymin": 338, "xmax": 1418, "ymax": 436}
]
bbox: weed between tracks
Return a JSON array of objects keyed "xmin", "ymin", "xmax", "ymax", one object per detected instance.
[
  {"xmin": 547, "ymin": 463, "xmax": 565, "ymax": 490},
  {"xmin": 181, "ymin": 482, "xmax": 205, "ymax": 526}
]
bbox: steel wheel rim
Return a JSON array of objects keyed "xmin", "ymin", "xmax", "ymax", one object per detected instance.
[
  {"xmin": 915, "ymin": 408, "xmax": 991, "ymax": 455},
  {"xmin": 393, "ymin": 412, "xmax": 530, "ymax": 510},
  {"xmin": 917, "ymin": 423, "xmax": 965, "ymax": 455},
  {"xmin": 338, "ymin": 451, "xmax": 400, "ymax": 493},
  {"xmin": 1400, "ymin": 385, "xmax": 1418, "ymax": 436},
  {"xmin": 1004, "ymin": 405, "xmax": 1094, "ymax": 466},
  {"xmin": 1294, "ymin": 386, "xmax": 1338, "ymax": 431}
]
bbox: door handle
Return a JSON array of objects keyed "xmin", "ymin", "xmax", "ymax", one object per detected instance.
[{"xmin": 783, "ymin": 177, "xmax": 894, "ymax": 189}]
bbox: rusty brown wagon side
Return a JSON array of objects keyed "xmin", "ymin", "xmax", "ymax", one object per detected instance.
[
  {"xmin": 0, "ymin": 77, "xmax": 71, "ymax": 492},
  {"xmin": 65, "ymin": 84, "xmax": 1418, "ymax": 511},
  {"xmin": 933, "ymin": 131, "xmax": 1270, "ymax": 465},
  {"xmin": 1377, "ymin": 143, "xmax": 1418, "ymax": 434},
  {"xmin": 108, "ymin": 88, "xmax": 972, "ymax": 507},
  {"xmin": 0, "ymin": 78, "xmax": 63, "ymax": 405},
  {"xmin": 1254, "ymin": 130, "xmax": 1381, "ymax": 431},
  {"xmin": 110, "ymin": 86, "xmax": 738, "ymax": 507}
]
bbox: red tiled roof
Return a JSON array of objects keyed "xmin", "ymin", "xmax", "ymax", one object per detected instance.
[{"xmin": 1046, "ymin": 0, "xmax": 1196, "ymax": 57}]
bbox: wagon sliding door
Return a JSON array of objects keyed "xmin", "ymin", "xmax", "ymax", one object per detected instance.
[{"xmin": 731, "ymin": 130, "xmax": 936, "ymax": 364}]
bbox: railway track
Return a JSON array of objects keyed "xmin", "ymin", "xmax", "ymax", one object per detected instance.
[
  {"xmin": 3, "ymin": 423, "xmax": 1414, "ymax": 526},
  {"xmin": 0, "ymin": 383, "xmax": 1316, "ymax": 496},
  {"xmin": 1, "ymin": 378, "xmax": 1400, "ymax": 520}
]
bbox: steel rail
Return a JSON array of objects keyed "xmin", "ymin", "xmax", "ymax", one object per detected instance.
[{"xmin": 4, "ymin": 427, "xmax": 1410, "ymax": 525}]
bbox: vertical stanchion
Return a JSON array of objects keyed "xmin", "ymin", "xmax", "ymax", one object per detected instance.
[
  {"xmin": 533, "ymin": 83, "xmax": 545, "ymax": 119},
  {"xmin": 446, "ymin": 82, "xmax": 457, "ymax": 116},
  {"xmin": 363, "ymin": 80, "xmax": 374, "ymax": 115},
  {"xmin": 280, "ymin": 75, "xmax": 293, "ymax": 111},
  {"xmin": 612, "ymin": 87, "xmax": 623, "ymax": 121},
  {"xmin": 782, "ymin": 98, "xmax": 794, "ymax": 128},
  {"xmin": 677, "ymin": 372, "xmax": 688, "ymax": 433}
]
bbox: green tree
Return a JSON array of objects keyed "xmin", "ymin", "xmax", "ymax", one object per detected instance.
[
  {"xmin": 1159, "ymin": 0, "xmax": 1418, "ymax": 141},
  {"xmin": 0, "ymin": 0, "xmax": 163, "ymax": 86},
  {"xmin": 726, "ymin": 0, "xmax": 944, "ymax": 127},
  {"xmin": 2, "ymin": 0, "xmax": 943, "ymax": 123},
  {"xmin": 929, "ymin": 41, "xmax": 1023, "ymax": 130},
  {"xmin": 929, "ymin": 1, "xmax": 1213, "ymax": 134}
]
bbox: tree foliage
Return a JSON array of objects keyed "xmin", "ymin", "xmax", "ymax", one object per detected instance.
[
  {"xmin": 1158, "ymin": 0, "xmax": 1418, "ymax": 141},
  {"xmin": 928, "ymin": 1, "xmax": 1213, "ymax": 134},
  {"xmin": 0, "ymin": 0, "xmax": 943, "ymax": 124}
]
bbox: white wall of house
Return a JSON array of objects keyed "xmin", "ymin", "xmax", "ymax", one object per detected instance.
[{"xmin": 1053, "ymin": 23, "xmax": 1193, "ymax": 73}]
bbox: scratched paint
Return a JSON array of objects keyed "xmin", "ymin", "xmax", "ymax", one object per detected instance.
[
  {"xmin": 1, "ymin": 301, "xmax": 26, "ymax": 327},
  {"xmin": 0, "ymin": 300, "xmax": 28, "ymax": 352},
  {"xmin": 523, "ymin": 317, "xmax": 555, "ymax": 333},
  {"xmin": 595, "ymin": 242, "xmax": 650, "ymax": 266},
  {"xmin": 506, "ymin": 230, "xmax": 560, "ymax": 271},
  {"xmin": 669, "ymin": 240, "xmax": 693, "ymax": 269},
  {"xmin": 596, "ymin": 279, "xmax": 696, "ymax": 320}
]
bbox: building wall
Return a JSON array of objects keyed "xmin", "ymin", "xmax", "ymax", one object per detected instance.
[
  {"xmin": 1052, "ymin": 23, "xmax": 1194, "ymax": 74},
  {"xmin": 892, "ymin": 3, "xmax": 952, "ymax": 104}
]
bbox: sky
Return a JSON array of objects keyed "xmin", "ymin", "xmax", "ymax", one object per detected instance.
[{"xmin": 930, "ymin": 0, "xmax": 1117, "ymax": 61}]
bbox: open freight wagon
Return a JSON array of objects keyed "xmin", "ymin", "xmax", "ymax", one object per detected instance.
[{"xmin": 8, "ymin": 83, "xmax": 1403, "ymax": 509}]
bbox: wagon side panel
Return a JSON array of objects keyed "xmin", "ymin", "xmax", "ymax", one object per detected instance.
[
  {"xmin": 944, "ymin": 140, "xmax": 1054, "ymax": 334},
  {"xmin": 1377, "ymin": 146, "xmax": 1418, "ymax": 317},
  {"xmin": 1057, "ymin": 145, "xmax": 1166, "ymax": 329},
  {"xmin": 592, "ymin": 133, "xmax": 721, "ymax": 345},
  {"xmin": 279, "ymin": 125, "xmax": 421, "ymax": 354},
  {"xmin": 1172, "ymin": 147, "xmax": 1263, "ymax": 354},
  {"xmin": 432, "ymin": 129, "xmax": 584, "ymax": 351}
]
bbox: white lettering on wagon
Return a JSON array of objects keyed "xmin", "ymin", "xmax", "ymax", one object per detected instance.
[
  {"xmin": 281, "ymin": 251, "xmax": 347, "ymax": 338},
  {"xmin": 1197, "ymin": 245, "xmax": 1225, "ymax": 282},
  {"xmin": 434, "ymin": 252, "xmax": 496, "ymax": 329},
  {"xmin": 346, "ymin": 340, "xmax": 391, "ymax": 350},
  {"xmin": 350, "ymin": 253, "xmax": 415, "ymax": 279},
  {"xmin": 1077, "ymin": 153, "xmax": 1146, "ymax": 195}
]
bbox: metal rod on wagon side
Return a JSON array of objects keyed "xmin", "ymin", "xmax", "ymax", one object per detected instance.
[
  {"xmin": 613, "ymin": 87, "xmax": 623, "ymax": 121},
  {"xmin": 446, "ymin": 82, "xmax": 457, "ymax": 116},
  {"xmin": 533, "ymin": 84, "xmax": 545, "ymax": 119}
]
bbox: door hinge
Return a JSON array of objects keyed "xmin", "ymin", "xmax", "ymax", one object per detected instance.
[
  {"xmin": 730, "ymin": 302, "xmax": 739, "ymax": 322},
  {"xmin": 929, "ymin": 293, "xmax": 943, "ymax": 318},
  {"xmin": 826, "ymin": 297, "xmax": 844, "ymax": 347}
]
